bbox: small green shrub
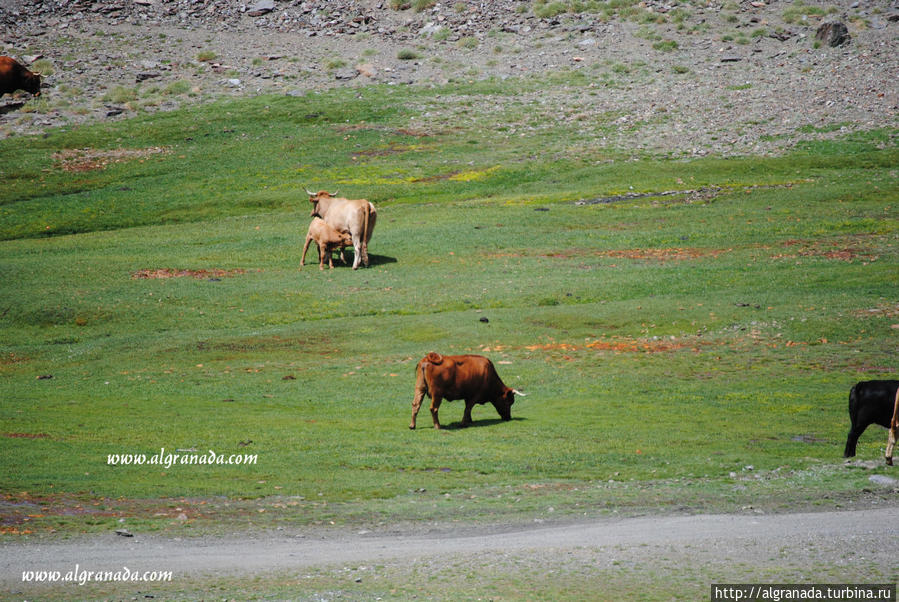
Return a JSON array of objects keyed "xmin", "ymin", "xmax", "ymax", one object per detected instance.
[
  {"xmin": 163, "ymin": 80, "xmax": 192, "ymax": 96},
  {"xmin": 533, "ymin": 1, "xmax": 568, "ymax": 18},
  {"xmin": 397, "ymin": 49, "xmax": 421, "ymax": 61},
  {"xmin": 103, "ymin": 85, "xmax": 138, "ymax": 103},
  {"xmin": 652, "ymin": 39, "xmax": 679, "ymax": 52}
]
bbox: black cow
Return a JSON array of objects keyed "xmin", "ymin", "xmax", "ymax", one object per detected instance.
[{"xmin": 844, "ymin": 380, "xmax": 899, "ymax": 461}]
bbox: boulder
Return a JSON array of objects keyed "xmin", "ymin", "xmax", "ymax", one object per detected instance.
[{"xmin": 815, "ymin": 21, "xmax": 850, "ymax": 47}]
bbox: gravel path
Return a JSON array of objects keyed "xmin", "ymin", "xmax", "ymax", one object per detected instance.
[{"xmin": 3, "ymin": 507, "xmax": 898, "ymax": 585}]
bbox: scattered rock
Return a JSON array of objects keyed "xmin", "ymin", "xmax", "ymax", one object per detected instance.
[
  {"xmin": 868, "ymin": 474, "xmax": 898, "ymax": 487},
  {"xmin": 815, "ymin": 21, "xmax": 851, "ymax": 47},
  {"xmin": 334, "ymin": 67, "xmax": 358, "ymax": 81},
  {"xmin": 115, "ymin": 528, "xmax": 134, "ymax": 537},
  {"xmin": 246, "ymin": 0, "xmax": 275, "ymax": 17}
]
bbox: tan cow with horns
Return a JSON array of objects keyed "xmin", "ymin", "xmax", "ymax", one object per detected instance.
[{"xmin": 306, "ymin": 189, "xmax": 376, "ymax": 270}]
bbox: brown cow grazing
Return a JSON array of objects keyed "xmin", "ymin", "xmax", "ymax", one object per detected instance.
[
  {"xmin": 0, "ymin": 56, "xmax": 42, "ymax": 97},
  {"xmin": 410, "ymin": 352, "xmax": 523, "ymax": 430},
  {"xmin": 300, "ymin": 217, "xmax": 353, "ymax": 270},
  {"xmin": 885, "ymin": 387, "xmax": 899, "ymax": 466},
  {"xmin": 306, "ymin": 189, "xmax": 376, "ymax": 270}
]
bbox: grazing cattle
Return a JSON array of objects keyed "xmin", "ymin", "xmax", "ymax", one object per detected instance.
[
  {"xmin": 306, "ymin": 190, "xmax": 376, "ymax": 270},
  {"xmin": 885, "ymin": 387, "xmax": 899, "ymax": 466},
  {"xmin": 843, "ymin": 380, "xmax": 899, "ymax": 462},
  {"xmin": 300, "ymin": 217, "xmax": 353, "ymax": 270},
  {"xmin": 0, "ymin": 56, "xmax": 41, "ymax": 97},
  {"xmin": 409, "ymin": 352, "xmax": 523, "ymax": 430}
]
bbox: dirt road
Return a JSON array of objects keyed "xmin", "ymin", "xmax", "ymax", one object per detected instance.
[{"xmin": 3, "ymin": 507, "xmax": 897, "ymax": 587}]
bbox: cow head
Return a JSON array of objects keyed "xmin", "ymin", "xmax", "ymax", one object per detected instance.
[
  {"xmin": 306, "ymin": 188, "xmax": 338, "ymax": 218},
  {"xmin": 23, "ymin": 70, "xmax": 41, "ymax": 96},
  {"xmin": 493, "ymin": 388, "xmax": 516, "ymax": 421}
]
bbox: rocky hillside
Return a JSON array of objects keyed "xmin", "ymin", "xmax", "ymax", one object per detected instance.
[{"xmin": 1, "ymin": 0, "xmax": 897, "ymax": 153}]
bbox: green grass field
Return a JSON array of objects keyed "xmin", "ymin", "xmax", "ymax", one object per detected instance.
[{"xmin": 1, "ymin": 80, "xmax": 897, "ymax": 542}]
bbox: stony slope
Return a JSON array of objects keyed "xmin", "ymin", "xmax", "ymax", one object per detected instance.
[{"xmin": 1, "ymin": 0, "xmax": 897, "ymax": 154}]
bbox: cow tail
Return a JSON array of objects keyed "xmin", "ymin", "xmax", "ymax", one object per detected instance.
[
  {"xmin": 415, "ymin": 358, "xmax": 429, "ymax": 397},
  {"xmin": 359, "ymin": 201, "xmax": 370, "ymax": 264}
]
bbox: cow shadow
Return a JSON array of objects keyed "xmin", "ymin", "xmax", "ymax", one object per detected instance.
[
  {"xmin": 335, "ymin": 252, "xmax": 397, "ymax": 268},
  {"xmin": 366, "ymin": 254, "xmax": 397, "ymax": 267},
  {"xmin": 442, "ymin": 417, "xmax": 527, "ymax": 431}
]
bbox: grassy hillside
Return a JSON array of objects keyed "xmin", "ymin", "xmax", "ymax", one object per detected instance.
[{"xmin": 1, "ymin": 79, "xmax": 897, "ymax": 536}]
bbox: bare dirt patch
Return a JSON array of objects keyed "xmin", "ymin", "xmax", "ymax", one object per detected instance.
[
  {"xmin": 853, "ymin": 303, "xmax": 899, "ymax": 319},
  {"xmin": 775, "ymin": 237, "xmax": 881, "ymax": 263},
  {"xmin": 598, "ymin": 247, "xmax": 732, "ymax": 262},
  {"xmin": 513, "ymin": 336, "xmax": 709, "ymax": 356},
  {"xmin": 52, "ymin": 147, "xmax": 169, "ymax": 173},
  {"xmin": 131, "ymin": 268, "xmax": 246, "ymax": 280}
]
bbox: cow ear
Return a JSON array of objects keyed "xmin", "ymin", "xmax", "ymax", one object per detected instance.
[{"xmin": 425, "ymin": 352, "xmax": 443, "ymax": 364}]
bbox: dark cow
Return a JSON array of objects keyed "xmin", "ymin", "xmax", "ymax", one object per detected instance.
[
  {"xmin": 409, "ymin": 352, "xmax": 523, "ymax": 430},
  {"xmin": 844, "ymin": 380, "xmax": 899, "ymax": 462},
  {"xmin": 0, "ymin": 56, "xmax": 41, "ymax": 97}
]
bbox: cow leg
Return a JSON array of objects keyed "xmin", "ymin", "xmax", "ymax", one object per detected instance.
[
  {"xmin": 410, "ymin": 389, "xmax": 426, "ymax": 430},
  {"xmin": 317, "ymin": 242, "xmax": 328, "ymax": 270},
  {"xmin": 462, "ymin": 400, "xmax": 476, "ymax": 427},
  {"xmin": 429, "ymin": 395, "xmax": 443, "ymax": 430},
  {"xmin": 888, "ymin": 390, "xmax": 899, "ymax": 466},
  {"xmin": 886, "ymin": 427, "xmax": 897, "ymax": 466},
  {"xmin": 351, "ymin": 237, "xmax": 363, "ymax": 270},
  {"xmin": 300, "ymin": 235, "xmax": 313, "ymax": 269},
  {"xmin": 844, "ymin": 424, "xmax": 866, "ymax": 458}
]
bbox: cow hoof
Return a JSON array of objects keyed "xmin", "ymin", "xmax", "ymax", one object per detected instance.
[
  {"xmin": 887, "ymin": 457, "xmax": 894, "ymax": 466},
  {"xmin": 409, "ymin": 425, "xmax": 416, "ymax": 430}
]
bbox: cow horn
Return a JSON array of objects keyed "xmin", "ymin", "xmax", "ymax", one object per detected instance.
[
  {"xmin": 512, "ymin": 389, "xmax": 527, "ymax": 397},
  {"xmin": 329, "ymin": 190, "xmax": 339, "ymax": 196},
  {"xmin": 305, "ymin": 188, "xmax": 315, "ymax": 196}
]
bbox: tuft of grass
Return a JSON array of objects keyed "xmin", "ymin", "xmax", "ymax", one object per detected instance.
[
  {"xmin": 103, "ymin": 85, "xmax": 138, "ymax": 104},
  {"xmin": 397, "ymin": 49, "xmax": 421, "ymax": 61},
  {"xmin": 533, "ymin": 0, "xmax": 568, "ymax": 18},
  {"xmin": 652, "ymin": 39, "xmax": 679, "ymax": 52}
]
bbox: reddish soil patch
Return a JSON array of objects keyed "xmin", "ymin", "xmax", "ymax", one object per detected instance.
[
  {"xmin": 2, "ymin": 432, "xmax": 50, "ymax": 439},
  {"xmin": 0, "ymin": 352, "xmax": 28, "ymax": 365},
  {"xmin": 853, "ymin": 304, "xmax": 899, "ymax": 319},
  {"xmin": 53, "ymin": 147, "xmax": 168, "ymax": 172},
  {"xmin": 597, "ymin": 248, "xmax": 731, "ymax": 261},
  {"xmin": 776, "ymin": 238, "xmax": 880, "ymax": 263},
  {"xmin": 131, "ymin": 268, "xmax": 246, "ymax": 280},
  {"xmin": 523, "ymin": 336, "xmax": 706, "ymax": 355},
  {"xmin": 490, "ymin": 248, "xmax": 730, "ymax": 261}
]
